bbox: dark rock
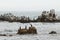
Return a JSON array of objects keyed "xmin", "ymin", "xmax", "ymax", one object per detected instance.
[
  {"xmin": 9, "ymin": 35, "xmax": 13, "ymax": 36},
  {"xmin": 0, "ymin": 34, "xmax": 7, "ymax": 36},
  {"xmin": 49, "ymin": 31, "xmax": 57, "ymax": 34},
  {"xmin": 17, "ymin": 25, "xmax": 37, "ymax": 34}
]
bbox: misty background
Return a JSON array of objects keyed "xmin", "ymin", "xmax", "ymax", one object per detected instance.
[{"xmin": 0, "ymin": 0, "xmax": 60, "ymax": 18}]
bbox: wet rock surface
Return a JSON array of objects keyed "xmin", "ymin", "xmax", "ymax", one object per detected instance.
[
  {"xmin": 17, "ymin": 25, "xmax": 37, "ymax": 34},
  {"xmin": 49, "ymin": 31, "xmax": 57, "ymax": 34}
]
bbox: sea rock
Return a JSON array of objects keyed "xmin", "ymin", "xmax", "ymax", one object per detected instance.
[
  {"xmin": 49, "ymin": 31, "xmax": 57, "ymax": 34},
  {"xmin": 17, "ymin": 25, "xmax": 37, "ymax": 34},
  {"xmin": 0, "ymin": 34, "xmax": 6, "ymax": 36}
]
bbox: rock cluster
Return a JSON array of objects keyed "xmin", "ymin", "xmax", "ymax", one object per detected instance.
[
  {"xmin": 17, "ymin": 25, "xmax": 37, "ymax": 34},
  {"xmin": 0, "ymin": 9, "xmax": 60, "ymax": 23}
]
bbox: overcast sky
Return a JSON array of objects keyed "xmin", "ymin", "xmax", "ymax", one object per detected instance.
[{"xmin": 0, "ymin": 0, "xmax": 60, "ymax": 11}]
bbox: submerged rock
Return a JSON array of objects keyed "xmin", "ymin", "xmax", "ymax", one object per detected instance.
[
  {"xmin": 49, "ymin": 31, "xmax": 57, "ymax": 34},
  {"xmin": 0, "ymin": 34, "xmax": 6, "ymax": 36}
]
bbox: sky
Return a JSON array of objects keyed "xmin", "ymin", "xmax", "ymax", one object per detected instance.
[{"xmin": 0, "ymin": 0, "xmax": 60, "ymax": 11}]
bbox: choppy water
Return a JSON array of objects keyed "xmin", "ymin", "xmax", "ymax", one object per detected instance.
[{"xmin": 0, "ymin": 22, "xmax": 60, "ymax": 40}]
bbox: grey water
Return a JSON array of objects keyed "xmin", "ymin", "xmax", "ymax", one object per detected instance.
[{"xmin": 0, "ymin": 22, "xmax": 60, "ymax": 40}]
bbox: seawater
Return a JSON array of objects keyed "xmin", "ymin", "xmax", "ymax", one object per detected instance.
[{"xmin": 0, "ymin": 22, "xmax": 60, "ymax": 40}]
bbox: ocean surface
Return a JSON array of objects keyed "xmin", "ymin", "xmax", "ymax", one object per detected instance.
[{"xmin": 0, "ymin": 22, "xmax": 60, "ymax": 40}]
